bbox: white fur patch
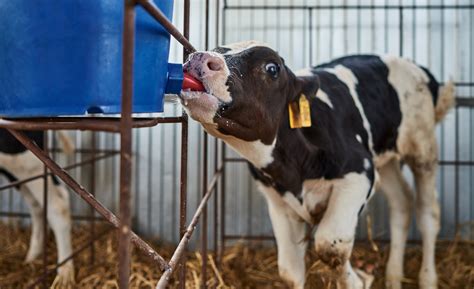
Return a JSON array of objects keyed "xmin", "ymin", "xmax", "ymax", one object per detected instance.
[
  {"xmin": 203, "ymin": 123, "xmax": 275, "ymax": 168},
  {"xmin": 381, "ymin": 55, "xmax": 437, "ymax": 160},
  {"xmin": 221, "ymin": 40, "xmax": 270, "ymax": 55},
  {"xmin": 363, "ymin": 158, "xmax": 371, "ymax": 170},
  {"xmin": 324, "ymin": 65, "xmax": 375, "ymax": 155},
  {"xmin": 316, "ymin": 89, "xmax": 334, "ymax": 109},
  {"xmin": 355, "ymin": 134, "xmax": 362, "ymax": 143}
]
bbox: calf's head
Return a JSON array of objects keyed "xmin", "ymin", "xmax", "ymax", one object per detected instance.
[{"xmin": 181, "ymin": 41, "xmax": 319, "ymax": 167}]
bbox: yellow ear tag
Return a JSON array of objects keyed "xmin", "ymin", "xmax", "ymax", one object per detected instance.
[
  {"xmin": 299, "ymin": 94, "xmax": 312, "ymax": 127},
  {"xmin": 288, "ymin": 100, "xmax": 302, "ymax": 129},
  {"xmin": 288, "ymin": 94, "xmax": 312, "ymax": 129}
]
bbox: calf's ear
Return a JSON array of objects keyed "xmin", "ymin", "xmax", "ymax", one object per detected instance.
[{"xmin": 289, "ymin": 75, "xmax": 320, "ymax": 103}]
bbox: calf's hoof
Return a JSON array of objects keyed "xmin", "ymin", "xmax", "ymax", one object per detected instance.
[
  {"xmin": 419, "ymin": 269, "xmax": 438, "ymax": 289},
  {"xmin": 51, "ymin": 262, "xmax": 75, "ymax": 289}
]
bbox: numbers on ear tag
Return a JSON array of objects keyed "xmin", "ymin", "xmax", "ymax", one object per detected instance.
[
  {"xmin": 299, "ymin": 94, "xmax": 312, "ymax": 127},
  {"xmin": 288, "ymin": 101, "xmax": 302, "ymax": 129}
]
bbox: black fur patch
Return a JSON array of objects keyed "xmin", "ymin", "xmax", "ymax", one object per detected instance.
[{"xmin": 0, "ymin": 129, "xmax": 44, "ymax": 154}]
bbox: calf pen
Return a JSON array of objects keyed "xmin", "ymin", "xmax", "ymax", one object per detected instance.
[{"xmin": 0, "ymin": 0, "xmax": 473, "ymax": 288}]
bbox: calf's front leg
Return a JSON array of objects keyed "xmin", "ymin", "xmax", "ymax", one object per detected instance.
[
  {"xmin": 260, "ymin": 183, "xmax": 308, "ymax": 289},
  {"xmin": 314, "ymin": 172, "xmax": 374, "ymax": 289}
]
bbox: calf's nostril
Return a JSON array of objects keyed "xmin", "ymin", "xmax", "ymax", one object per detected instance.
[{"xmin": 207, "ymin": 59, "xmax": 223, "ymax": 72}]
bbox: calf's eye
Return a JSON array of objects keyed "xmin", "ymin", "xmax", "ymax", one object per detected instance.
[{"xmin": 265, "ymin": 62, "xmax": 280, "ymax": 79}]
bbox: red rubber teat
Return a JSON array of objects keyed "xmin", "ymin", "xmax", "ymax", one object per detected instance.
[{"xmin": 182, "ymin": 72, "xmax": 205, "ymax": 91}]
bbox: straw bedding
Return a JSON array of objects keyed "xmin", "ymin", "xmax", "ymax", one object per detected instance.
[{"xmin": 0, "ymin": 223, "xmax": 472, "ymax": 289}]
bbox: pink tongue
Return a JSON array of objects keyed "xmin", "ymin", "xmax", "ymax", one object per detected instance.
[{"xmin": 182, "ymin": 72, "xmax": 205, "ymax": 91}]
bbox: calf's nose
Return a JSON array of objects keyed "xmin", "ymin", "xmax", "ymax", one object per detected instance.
[{"xmin": 186, "ymin": 52, "xmax": 226, "ymax": 77}]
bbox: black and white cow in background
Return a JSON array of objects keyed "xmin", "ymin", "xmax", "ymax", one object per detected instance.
[
  {"xmin": 0, "ymin": 130, "xmax": 75, "ymax": 287},
  {"xmin": 181, "ymin": 41, "xmax": 454, "ymax": 289}
]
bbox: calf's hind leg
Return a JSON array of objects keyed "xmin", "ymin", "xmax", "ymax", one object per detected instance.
[
  {"xmin": 17, "ymin": 185, "xmax": 46, "ymax": 262},
  {"xmin": 26, "ymin": 178, "xmax": 75, "ymax": 287},
  {"xmin": 378, "ymin": 158, "xmax": 414, "ymax": 289},
  {"xmin": 409, "ymin": 160, "xmax": 440, "ymax": 289}
]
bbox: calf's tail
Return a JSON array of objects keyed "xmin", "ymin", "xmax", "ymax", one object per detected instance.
[
  {"xmin": 435, "ymin": 81, "xmax": 455, "ymax": 123},
  {"xmin": 57, "ymin": 131, "xmax": 75, "ymax": 155}
]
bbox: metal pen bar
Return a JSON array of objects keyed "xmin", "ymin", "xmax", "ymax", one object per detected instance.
[
  {"xmin": 156, "ymin": 169, "xmax": 222, "ymax": 289},
  {"xmin": 224, "ymin": 4, "xmax": 474, "ymax": 10},
  {"xmin": 178, "ymin": 0, "xmax": 191, "ymax": 287},
  {"xmin": 137, "ymin": 0, "xmax": 197, "ymax": 54},
  {"xmin": 0, "ymin": 211, "xmax": 105, "ymax": 221},
  {"xmin": 42, "ymin": 132, "xmax": 48, "ymax": 289},
  {"xmin": 0, "ymin": 116, "xmax": 184, "ymax": 132},
  {"xmin": 0, "ymin": 152, "xmax": 117, "ymax": 191},
  {"xmin": 118, "ymin": 0, "xmax": 135, "ymax": 287},
  {"xmin": 6, "ymin": 129, "xmax": 170, "ymax": 272}
]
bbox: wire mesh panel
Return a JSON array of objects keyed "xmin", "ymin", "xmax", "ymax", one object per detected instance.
[{"xmin": 221, "ymin": 0, "xmax": 473, "ymax": 241}]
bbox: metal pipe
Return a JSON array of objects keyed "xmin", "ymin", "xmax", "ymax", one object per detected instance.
[
  {"xmin": 156, "ymin": 169, "xmax": 222, "ymax": 289},
  {"xmin": 0, "ymin": 152, "xmax": 117, "ymax": 191},
  {"xmin": 42, "ymin": 132, "xmax": 49, "ymax": 289},
  {"xmin": 137, "ymin": 0, "xmax": 196, "ymax": 54},
  {"xmin": 224, "ymin": 4, "xmax": 474, "ymax": 10},
  {"xmin": 118, "ymin": 0, "xmax": 135, "ymax": 287},
  {"xmin": 178, "ymin": 114, "xmax": 188, "ymax": 289},
  {"xmin": 0, "ymin": 116, "xmax": 184, "ymax": 132},
  {"xmin": 0, "ymin": 211, "xmax": 105, "ymax": 221},
  {"xmin": 6, "ymin": 129, "xmax": 170, "ymax": 272},
  {"xmin": 89, "ymin": 132, "xmax": 97, "ymax": 265}
]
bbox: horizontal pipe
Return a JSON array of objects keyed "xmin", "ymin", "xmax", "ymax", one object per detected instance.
[
  {"xmin": 224, "ymin": 4, "xmax": 474, "ymax": 10},
  {"xmin": 0, "ymin": 116, "xmax": 184, "ymax": 132},
  {"xmin": 156, "ymin": 168, "xmax": 222, "ymax": 289},
  {"xmin": 0, "ymin": 152, "xmax": 118, "ymax": 191},
  {"xmin": 224, "ymin": 235, "xmax": 275, "ymax": 241},
  {"xmin": 137, "ymin": 0, "xmax": 197, "ymax": 54},
  {"xmin": 223, "ymin": 158, "xmax": 247, "ymax": 163},
  {"xmin": 0, "ymin": 211, "xmax": 106, "ymax": 222}
]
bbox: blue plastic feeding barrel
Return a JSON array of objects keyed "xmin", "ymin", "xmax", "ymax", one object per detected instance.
[{"xmin": 0, "ymin": 1, "xmax": 183, "ymax": 117}]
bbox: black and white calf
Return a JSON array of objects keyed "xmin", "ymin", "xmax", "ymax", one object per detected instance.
[
  {"xmin": 181, "ymin": 41, "xmax": 454, "ymax": 289},
  {"xmin": 0, "ymin": 130, "xmax": 74, "ymax": 287}
]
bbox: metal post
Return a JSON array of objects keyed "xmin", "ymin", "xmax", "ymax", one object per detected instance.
[
  {"xmin": 118, "ymin": 0, "xmax": 135, "ymax": 288},
  {"xmin": 178, "ymin": 1, "xmax": 191, "ymax": 288},
  {"xmin": 89, "ymin": 132, "xmax": 96, "ymax": 265},
  {"xmin": 42, "ymin": 132, "xmax": 49, "ymax": 289}
]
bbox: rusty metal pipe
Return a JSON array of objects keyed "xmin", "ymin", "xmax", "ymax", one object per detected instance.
[
  {"xmin": 156, "ymin": 168, "xmax": 222, "ymax": 289},
  {"xmin": 137, "ymin": 0, "xmax": 196, "ymax": 54},
  {"xmin": 0, "ymin": 152, "xmax": 117, "ymax": 191},
  {"xmin": 118, "ymin": 0, "xmax": 135, "ymax": 287},
  {"xmin": 0, "ymin": 117, "xmax": 184, "ymax": 132}
]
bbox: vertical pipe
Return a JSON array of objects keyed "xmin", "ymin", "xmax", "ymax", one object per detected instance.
[
  {"xmin": 90, "ymin": 132, "xmax": 97, "ymax": 265},
  {"xmin": 213, "ymin": 0, "xmax": 221, "ymax": 260},
  {"xmin": 399, "ymin": 6, "xmax": 404, "ymax": 56},
  {"xmin": 218, "ymin": 142, "xmax": 226, "ymax": 267},
  {"xmin": 179, "ymin": 0, "xmax": 191, "ymax": 287},
  {"xmin": 147, "ymin": 128, "xmax": 153, "ymax": 235},
  {"xmin": 118, "ymin": 0, "xmax": 135, "ymax": 288},
  {"xmin": 309, "ymin": 8, "xmax": 313, "ymax": 66},
  {"xmin": 179, "ymin": 115, "xmax": 188, "ymax": 289},
  {"xmin": 201, "ymin": 1, "xmax": 210, "ymax": 286},
  {"xmin": 42, "ymin": 131, "xmax": 49, "ymax": 289}
]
